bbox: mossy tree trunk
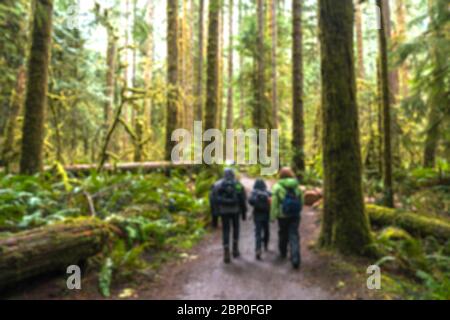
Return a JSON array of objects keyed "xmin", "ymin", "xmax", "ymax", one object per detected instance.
[
  {"xmin": 423, "ymin": 0, "xmax": 448, "ymax": 168},
  {"xmin": 226, "ymin": 0, "xmax": 234, "ymax": 130},
  {"xmin": 195, "ymin": 0, "xmax": 205, "ymax": 122},
  {"xmin": 292, "ymin": 0, "xmax": 305, "ymax": 176},
  {"xmin": 252, "ymin": 0, "xmax": 271, "ymax": 132},
  {"xmin": 318, "ymin": 0, "xmax": 373, "ymax": 256},
  {"xmin": 165, "ymin": 0, "xmax": 179, "ymax": 160},
  {"xmin": 20, "ymin": 0, "xmax": 54, "ymax": 175},
  {"xmin": 204, "ymin": 0, "xmax": 220, "ymax": 131},
  {"xmin": 270, "ymin": 0, "xmax": 278, "ymax": 129},
  {"xmin": 0, "ymin": 219, "xmax": 109, "ymax": 290},
  {"xmin": 377, "ymin": 0, "xmax": 394, "ymax": 208},
  {"xmin": 2, "ymin": 66, "xmax": 26, "ymax": 172}
]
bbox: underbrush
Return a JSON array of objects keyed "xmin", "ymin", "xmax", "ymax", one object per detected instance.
[
  {"xmin": 372, "ymin": 226, "xmax": 450, "ymax": 300},
  {"xmin": 0, "ymin": 168, "xmax": 218, "ymax": 297}
]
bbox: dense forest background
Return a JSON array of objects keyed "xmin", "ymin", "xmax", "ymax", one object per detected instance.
[{"xmin": 0, "ymin": 0, "xmax": 449, "ymax": 300}]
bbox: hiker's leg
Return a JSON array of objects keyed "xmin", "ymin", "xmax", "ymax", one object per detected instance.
[
  {"xmin": 222, "ymin": 215, "xmax": 231, "ymax": 248},
  {"xmin": 212, "ymin": 214, "xmax": 219, "ymax": 228},
  {"xmin": 288, "ymin": 217, "xmax": 301, "ymax": 268},
  {"xmin": 255, "ymin": 220, "xmax": 262, "ymax": 253},
  {"xmin": 263, "ymin": 220, "xmax": 270, "ymax": 250},
  {"xmin": 222, "ymin": 215, "xmax": 231, "ymax": 263},
  {"xmin": 278, "ymin": 218, "xmax": 288, "ymax": 257},
  {"xmin": 232, "ymin": 214, "xmax": 240, "ymax": 257}
]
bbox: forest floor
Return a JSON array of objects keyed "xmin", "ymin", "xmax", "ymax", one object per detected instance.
[{"xmin": 7, "ymin": 176, "xmax": 381, "ymax": 300}]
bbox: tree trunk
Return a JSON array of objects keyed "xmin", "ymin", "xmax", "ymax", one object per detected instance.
[
  {"xmin": 253, "ymin": 0, "xmax": 269, "ymax": 130},
  {"xmin": 195, "ymin": 0, "xmax": 205, "ymax": 122},
  {"xmin": 20, "ymin": 0, "xmax": 53, "ymax": 175},
  {"xmin": 270, "ymin": 0, "xmax": 278, "ymax": 128},
  {"xmin": 204, "ymin": 0, "xmax": 220, "ymax": 131},
  {"xmin": 355, "ymin": 1, "xmax": 364, "ymax": 79},
  {"xmin": 292, "ymin": 0, "xmax": 305, "ymax": 175},
  {"xmin": 2, "ymin": 66, "xmax": 26, "ymax": 171},
  {"xmin": 226, "ymin": 0, "xmax": 234, "ymax": 130},
  {"xmin": 165, "ymin": 0, "xmax": 179, "ymax": 160},
  {"xmin": 378, "ymin": 0, "xmax": 394, "ymax": 207},
  {"xmin": 0, "ymin": 219, "xmax": 109, "ymax": 290},
  {"xmin": 423, "ymin": 0, "xmax": 448, "ymax": 168},
  {"xmin": 318, "ymin": 0, "xmax": 373, "ymax": 256},
  {"xmin": 105, "ymin": 30, "xmax": 117, "ymax": 128},
  {"xmin": 238, "ymin": 0, "xmax": 245, "ymax": 127},
  {"xmin": 142, "ymin": 0, "xmax": 154, "ymax": 159}
]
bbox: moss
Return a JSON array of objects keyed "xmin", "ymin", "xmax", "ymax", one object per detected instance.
[{"xmin": 367, "ymin": 204, "xmax": 450, "ymax": 241}]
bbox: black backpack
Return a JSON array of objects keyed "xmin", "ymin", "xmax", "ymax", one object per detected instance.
[
  {"xmin": 253, "ymin": 190, "xmax": 270, "ymax": 213},
  {"xmin": 216, "ymin": 180, "xmax": 240, "ymax": 215}
]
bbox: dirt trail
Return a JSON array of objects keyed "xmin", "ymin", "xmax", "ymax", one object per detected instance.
[
  {"xmin": 140, "ymin": 176, "xmax": 337, "ymax": 300},
  {"xmin": 8, "ymin": 176, "xmax": 372, "ymax": 300}
]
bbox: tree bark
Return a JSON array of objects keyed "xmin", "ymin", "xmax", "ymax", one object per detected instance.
[
  {"xmin": 2, "ymin": 66, "xmax": 26, "ymax": 171},
  {"xmin": 165, "ymin": 0, "xmax": 179, "ymax": 160},
  {"xmin": 318, "ymin": 0, "xmax": 373, "ymax": 255},
  {"xmin": 0, "ymin": 219, "xmax": 109, "ymax": 290},
  {"xmin": 292, "ymin": 0, "xmax": 305, "ymax": 175},
  {"xmin": 226, "ymin": 0, "xmax": 234, "ymax": 130},
  {"xmin": 377, "ymin": 0, "xmax": 394, "ymax": 207},
  {"xmin": 270, "ymin": 0, "xmax": 278, "ymax": 129},
  {"xmin": 195, "ymin": 0, "xmax": 205, "ymax": 122},
  {"xmin": 355, "ymin": 1, "xmax": 364, "ymax": 79},
  {"xmin": 20, "ymin": 0, "xmax": 54, "ymax": 174},
  {"xmin": 204, "ymin": 0, "xmax": 220, "ymax": 131}
]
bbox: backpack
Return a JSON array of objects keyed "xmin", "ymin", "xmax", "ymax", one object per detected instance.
[
  {"xmin": 216, "ymin": 180, "xmax": 240, "ymax": 215},
  {"xmin": 281, "ymin": 187, "xmax": 302, "ymax": 218},
  {"xmin": 253, "ymin": 190, "xmax": 270, "ymax": 213}
]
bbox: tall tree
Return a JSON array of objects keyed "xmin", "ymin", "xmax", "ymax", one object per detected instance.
[
  {"xmin": 253, "ymin": 0, "xmax": 270, "ymax": 130},
  {"xmin": 143, "ymin": 0, "xmax": 154, "ymax": 140},
  {"xmin": 423, "ymin": 0, "xmax": 448, "ymax": 167},
  {"xmin": 318, "ymin": 0, "xmax": 373, "ymax": 255},
  {"xmin": 355, "ymin": 1, "xmax": 364, "ymax": 79},
  {"xmin": 270, "ymin": 0, "xmax": 278, "ymax": 128},
  {"xmin": 165, "ymin": 0, "xmax": 179, "ymax": 160},
  {"xmin": 195, "ymin": 0, "xmax": 205, "ymax": 122},
  {"xmin": 204, "ymin": 0, "xmax": 220, "ymax": 131},
  {"xmin": 292, "ymin": 0, "xmax": 305, "ymax": 175},
  {"xmin": 20, "ymin": 0, "xmax": 54, "ymax": 174},
  {"xmin": 226, "ymin": 0, "xmax": 234, "ymax": 129},
  {"xmin": 377, "ymin": 0, "xmax": 394, "ymax": 207}
]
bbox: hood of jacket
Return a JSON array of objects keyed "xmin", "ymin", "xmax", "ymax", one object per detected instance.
[
  {"xmin": 277, "ymin": 178, "xmax": 299, "ymax": 189},
  {"xmin": 253, "ymin": 179, "xmax": 267, "ymax": 191}
]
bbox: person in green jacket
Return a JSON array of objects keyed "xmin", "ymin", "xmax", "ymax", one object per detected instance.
[{"xmin": 270, "ymin": 167, "xmax": 303, "ymax": 269}]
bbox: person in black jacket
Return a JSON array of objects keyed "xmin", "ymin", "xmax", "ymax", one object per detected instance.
[
  {"xmin": 210, "ymin": 168, "xmax": 247, "ymax": 263},
  {"xmin": 248, "ymin": 179, "xmax": 271, "ymax": 260}
]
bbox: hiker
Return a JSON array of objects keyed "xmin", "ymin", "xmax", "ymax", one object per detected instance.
[
  {"xmin": 210, "ymin": 168, "xmax": 247, "ymax": 263},
  {"xmin": 271, "ymin": 167, "xmax": 303, "ymax": 269},
  {"xmin": 248, "ymin": 179, "xmax": 271, "ymax": 260}
]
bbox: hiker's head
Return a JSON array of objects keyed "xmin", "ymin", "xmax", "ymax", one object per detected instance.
[
  {"xmin": 223, "ymin": 168, "xmax": 235, "ymax": 181},
  {"xmin": 253, "ymin": 179, "xmax": 267, "ymax": 191},
  {"xmin": 279, "ymin": 167, "xmax": 295, "ymax": 179}
]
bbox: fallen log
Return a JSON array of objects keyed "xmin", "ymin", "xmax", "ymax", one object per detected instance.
[
  {"xmin": 0, "ymin": 218, "xmax": 110, "ymax": 290},
  {"xmin": 366, "ymin": 204, "xmax": 450, "ymax": 242},
  {"xmin": 46, "ymin": 161, "xmax": 201, "ymax": 176}
]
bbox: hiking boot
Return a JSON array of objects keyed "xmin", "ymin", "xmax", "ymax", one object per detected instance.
[
  {"xmin": 224, "ymin": 247, "xmax": 231, "ymax": 264},
  {"xmin": 256, "ymin": 250, "xmax": 262, "ymax": 260},
  {"xmin": 292, "ymin": 261, "xmax": 301, "ymax": 270},
  {"xmin": 232, "ymin": 242, "xmax": 240, "ymax": 258}
]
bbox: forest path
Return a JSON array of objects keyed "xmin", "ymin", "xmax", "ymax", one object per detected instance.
[{"xmin": 140, "ymin": 176, "xmax": 337, "ymax": 300}]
